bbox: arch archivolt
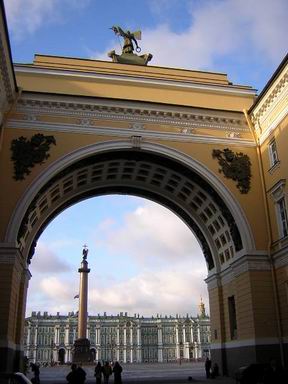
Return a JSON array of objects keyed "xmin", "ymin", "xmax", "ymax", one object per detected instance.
[{"xmin": 6, "ymin": 140, "xmax": 255, "ymax": 273}]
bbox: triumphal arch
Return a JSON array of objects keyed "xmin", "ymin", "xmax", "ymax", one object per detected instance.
[{"xmin": 0, "ymin": 5, "xmax": 288, "ymax": 380}]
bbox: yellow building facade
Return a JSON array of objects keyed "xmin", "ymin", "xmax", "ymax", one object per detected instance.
[{"xmin": 0, "ymin": 2, "xmax": 287, "ymax": 380}]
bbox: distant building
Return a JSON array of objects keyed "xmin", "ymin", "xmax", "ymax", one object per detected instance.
[{"xmin": 24, "ymin": 302, "xmax": 210, "ymax": 364}]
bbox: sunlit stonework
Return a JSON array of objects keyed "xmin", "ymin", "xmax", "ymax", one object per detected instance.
[{"xmin": 0, "ymin": 1, "xmax": 288, "ymax": 378}]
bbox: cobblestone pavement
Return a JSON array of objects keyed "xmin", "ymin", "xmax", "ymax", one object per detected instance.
[{"xmin": 26, "ymin": 362, "xmax": 236, "ymax": 383}]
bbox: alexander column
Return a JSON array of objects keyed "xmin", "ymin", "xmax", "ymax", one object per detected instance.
[{"xmin": 73, "ymin": 245, "xmax": 91, "ymax": 363}]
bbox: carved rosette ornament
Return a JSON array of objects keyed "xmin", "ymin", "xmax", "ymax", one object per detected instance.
[
  {"xmin": 212, "ymin": 148, "xmax": 251, "ymax": 194},
  {"xmin": 10, "ymin": 133, "xmax": 56, "ymax": 180}
]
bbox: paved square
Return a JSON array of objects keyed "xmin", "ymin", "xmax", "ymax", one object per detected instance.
[{"xmin": 26, "ymin": 362, "xmax": 236, "ymax": 383}]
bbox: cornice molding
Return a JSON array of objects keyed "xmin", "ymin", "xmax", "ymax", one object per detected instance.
[
  {"xmin": 211, "ymin": 337, "xmax": 281, "ymax": 349},
  {"xmin": 0, "ymin": 15, "xmax": 17, "ymax": 108},
  {"xmin": 205, "ymin": 252, "xmax": 271, "ymax": 289},
  {"xmin": 271, "ymin": 238, "xmax": 288, "ymax": 268},
  {"xmin": 9, "ymin": 93, "xmax": 254, "ymax": 146},
  {"xmin": 251, "ymin": 67, "xmax": 288, "ymax": 143},
  {"xmin": 0, "ymin": 243, "xmax": 27, "ymax": 270},
  {"xmin": 251, "ymin": 69, "xmax": 288, "ymax": 122},
  {"xmin": 256, "ymin": 106, "xmax": 288, "ymax": 145},
  {"xmin": 7, "ymin": 119, "xmax": 255, "ymax": 146},
  {"xmin": 14, "ymin": 65, "xmax": 256, "ymax": 97},
  {"xmin": 15, "ymin": 93, "xmax": 250, "ymax": 131}
]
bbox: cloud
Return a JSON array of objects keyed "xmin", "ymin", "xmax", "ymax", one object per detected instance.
[
  {"xmin": 31, "ymin": 241, "xmax": 71, "ymax": 273},
  {"xmin": 26, "ymin": 261, "xmax": 208, "ymax": 317},
  {"xmin": 89, "ymin": 262, "xmax": 208, "ymax": 317},
  {"xmin": 92, "ymin": 0, "xmax": 288, "ymax": 70},
  {"xmin": 93, "ymin": 200, "xmax": 204, "ymax": 267},
  {"xmin": 40, "ymin": 276, "xmax": 74, "ymax": 300},
  {"xmin": 26, "ymin": 274, "xmax": 78, "ymax": 315},
  {"xmin": 148, "ymin": 0, "xmax": 185, "ymax": 18},
  {"xmin": 26, "ymin": 198, "xmax": 209, "ymax": 318},
  {"xmin": 4, "ymin": 0, "xmax": 90, "ymax": 40}
]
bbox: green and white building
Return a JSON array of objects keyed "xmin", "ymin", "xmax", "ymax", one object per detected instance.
[{"xmin": 24, "ymin": 302, "xmax": 210, "ymax": 364}]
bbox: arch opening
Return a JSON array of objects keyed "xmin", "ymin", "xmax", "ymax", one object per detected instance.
[
  {"xmin": 25, "ymin": 194, "xmax": 211, "ymax": 366},
  {"xmin": 14, "ymin": 149, "xmax": 245, "ymax": 272},
  {"xmin": 58, "ymin": 348, "xmax": 65, "ymax": 365}
]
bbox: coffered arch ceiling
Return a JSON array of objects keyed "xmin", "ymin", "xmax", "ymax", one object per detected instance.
[{"xmin": 7, "ymin": 142, "xmax": 255, "ymax": 273}]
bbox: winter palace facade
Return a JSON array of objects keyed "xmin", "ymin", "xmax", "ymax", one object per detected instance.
[{"xmin": 24, "ymin": 303, "xmax": 210, "ymax": 364}]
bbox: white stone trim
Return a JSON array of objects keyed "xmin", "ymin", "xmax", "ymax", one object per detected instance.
[
  {"xmin": 0, "ymin": 243, "xmax": 22, "ymax": 263},
  {"xmin": 7, "ymin": 119, "xmax": 254, "ymax": 146},
  {"xmin": 273, "ymin": 252, "xmax": 288, "ymax": 269},
  {"xmin": 252, "ymin": 69, "xmax": 288, "ymax": 121},
  {"xmin": 0, "ymin": 24, "xmax": 16, "ymax": 105},
  {"xmin": 210, "ymin": 337, "xmax": 281, "ymax": 349},
  {"xmin": 205, "ymin": 252, "xmax": 271, "ymax": 288},
  {"xmin": 15, "ymin": 93, "xmax": 250, "ymax": 130},
  {"xmin": 258, "ymin": 106, "xmax": 288, "ymax": 145},
  {"xmin": 251, "ymin": 66, "xmax": 288, "ymax": 144},
  {"xmin": 268, "ymin": 179, "xmax": 286, "ymax": 202},
  {"xmin": 268, "ymin": 180, "xmax": 288, "ymax": 240},
  {"xmin": 15, "ymin": 65, "xmax": 256, "ymax": 97}
]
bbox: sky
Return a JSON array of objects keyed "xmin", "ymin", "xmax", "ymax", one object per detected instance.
[
  {"xmin": 3, "ymin": 0, "xmax": 288, "ymax": 318},
  {"xmin": 26, "ymin": 196, "xmax": 207, "ymax": 318}
]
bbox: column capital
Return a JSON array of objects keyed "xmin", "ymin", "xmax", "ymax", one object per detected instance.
[{"xmin": 0, "ymin": 242, "xmax": 28, "ymax": 272}]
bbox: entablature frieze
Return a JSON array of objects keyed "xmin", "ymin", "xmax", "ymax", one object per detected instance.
[
  {"xmin": 0, "ymin": 242, "xmax": 29, "ymax": 273},
  {"xmin": 8, "ymin": 93, "xmax": 254, "ymax": 146},
  {"xmin": 0, "ymin": 12, "xmax": 17, "ymax": 114},
  {"xmin": 206, "ymin": 252, "xmax": 271, "ymax": 289},
  {"xmin": 250, "ymin": 65, "xmax": 288, "ymax": 144},
  {"xmin": 271, "ymin": 237, "xmax": 288, "ymax": 268}
]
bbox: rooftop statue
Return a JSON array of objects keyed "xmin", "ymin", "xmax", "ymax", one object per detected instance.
[
  {"xmin": 108, "ymin": 25, "xmax": 153, "ymax": 66},
  {"xmin": 82, "ymin": 245, "xmax": 88, "ymax": 260}
]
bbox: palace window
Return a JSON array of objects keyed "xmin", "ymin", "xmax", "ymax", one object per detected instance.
[
  {"xmin": 270, "ymin": 180, "xmax": 287, "ymax": 239},
  {"xmin": 228, "ymin": 296, "xmax": 237, "ymax": 340},
  {"xmin": 277, "ymin": 197, "xmax": 288, "ymax": 238},
  {"xmin": 268, "ymin": 138, "xmax": 279, "ymax": 167}
]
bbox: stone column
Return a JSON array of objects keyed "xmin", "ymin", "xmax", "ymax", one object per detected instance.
[
  {"xmin": 123, "ymin": 327, "xmax": 127, "ymax": 363},
  {"xmin": 183, "ymin": 325, "xmax": 189, "ymax": 360},
  {"xmin": 0, "ymin": 244, "xmax": 29, "ymax": 378},
  {"xmin": 190, "ymin": 325, "xmax": 194, "ymax": 343},
  {"xmin": 73, "ymin": 246, "xmax": 91, "ymax": 363},
  {"xmin": 157, "ymin": 325, "xmax": 163, "ymax": 362},
  {"xmin": 96, "ymin": 327, "xmax": 100, "ymax": 345},
  {"xmin": 52, "ymin": 348, "xmax": 58, "ymax": 362},
  {"xmin": 130, "ymin": 327, "xmax": 133, "ymax": 362},
  {"xmin": 197, "ymin": 325, "xmax": 201, "ymax": 344},
  {"xmin": 27, "ymin": 324, "xmax": 31, "ymax": 352},
  {"xmin": 34, "ymin": 326, "xmax": 38, "ymax": 349},
  {"xmin": 136, "ymin": 324, "xmax": 142, "ymax": 362},
  {"xmin": 175, "ymin": 324, "xmax": 180, "ymax": 359},
  {"xmin": 66, "ymin": 349, "xmax": 71, "ymax": 363},
  {"xmin": 15, "ymin": 268, "xmax": 31, "ymax": 371},
  {"xmin": 54, "ymin": 326, "xmax": 60, "ymax": 345},
  {"xmin": 116, "ymin": 326, "xmax": 120, "ymax": 361},
  {"xmin": 78, "ymin": 260, "xmax": 90, "ymax": 339},
  {"xmin": 65, "ymin": 325, "xmax": 69, "ymax": 345}
]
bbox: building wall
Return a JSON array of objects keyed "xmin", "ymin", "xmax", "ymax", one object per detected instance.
[{"xmin": 23, "ymin": 311, "xmax": 210, "ymax": 364}]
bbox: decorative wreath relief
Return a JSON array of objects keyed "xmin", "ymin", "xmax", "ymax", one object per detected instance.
[
  {"xmin": 11, "ymin": 134, "xmax": 56, "ymax": 180},
  {"xmin": 212, "ymin": 148, "xmax": 251, "ymax": 194}
]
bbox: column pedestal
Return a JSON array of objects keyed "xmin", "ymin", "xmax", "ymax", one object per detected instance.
[{"xmin": 73, "ymin": 338, "xmax": 91, "ymax": 363}]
